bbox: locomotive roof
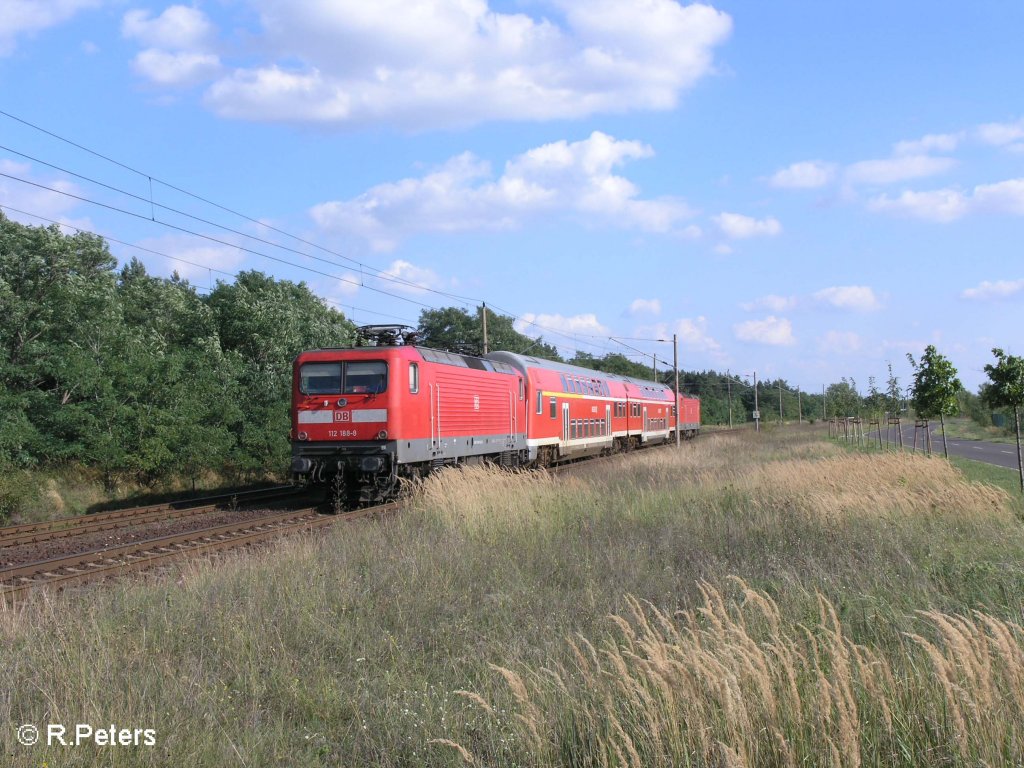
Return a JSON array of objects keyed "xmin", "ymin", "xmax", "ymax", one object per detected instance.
[
  {"xmin": 296, "ymin": 345, "xmax": 518, "ymax": 376},
  {"xmin": 485, "ymin": 351, "xmax": 672, "ymax": 392}
]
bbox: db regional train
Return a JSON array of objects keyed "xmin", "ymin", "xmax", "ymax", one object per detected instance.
[{"xmin": 290, "ymin": 326, "xmax": 700, "ymax": 505}]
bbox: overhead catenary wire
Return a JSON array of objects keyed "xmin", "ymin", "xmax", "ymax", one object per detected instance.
[
  {"xmin": 0, "ymin": 110, "xmax": 481, "ymax": 306},
  {"xmin": 0, "ymin": 109, "xmax": 681, "ymax": 363},
  {"xmin": 0, "ymin": 203, "xmax": 418, "ymax": 327}
]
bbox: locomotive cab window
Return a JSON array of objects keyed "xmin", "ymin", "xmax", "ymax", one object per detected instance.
[
  {"xmin": 550, "ymin": 397, "xmax": 557, "ymax": 419},
  {"xmin": 409, "ymin": 363, "xmax": 419, "ymax": 394},
  {"xmin": 299, "ymin": 362, "xmax": 342, "ymax": 394},
  {"xmin": 344, "ymin": 361, "xmax": 388, "ymax": 394}
]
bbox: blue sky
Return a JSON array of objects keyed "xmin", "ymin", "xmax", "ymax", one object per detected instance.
[{"xmin": 2, "ymin": 1, "xmax": 1023, "ymax": 393}]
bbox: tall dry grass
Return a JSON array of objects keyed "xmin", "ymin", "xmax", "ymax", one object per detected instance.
[
  {"xmin": 452, "ymin": 578, "xmax": 1024, "ymax": 766},
  {"xmin": 4, "ymin": 428, "xmax": 1024, "ymax": 766}
]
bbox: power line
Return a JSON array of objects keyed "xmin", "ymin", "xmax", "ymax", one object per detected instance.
[
  {"xmin": 0, "ymin": 142, "xmax": 481, "ymax": 308},
  {"xmin": 0, "ymin": 110, "xmax": 678, "ymax": 363},
  {"xmin": 0, "ymin": 203, "xmax": 416, "ymax": 326},
  {"xmin": 0, "ymin": 171, "xmax": 444, "ymax": 310},
  {"xmin": 0, "ymin": 109, "xmax": 486, "ymax": 307}
]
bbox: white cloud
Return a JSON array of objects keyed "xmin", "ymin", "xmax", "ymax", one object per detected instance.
[
  {"xmin": 733, "ymin": 316, "xmax": 795, "ymax": 346},
  {"xmin": 674, "ymin": 316, "xmax": 723, "ymax": 356},
  {"xmin": 867, "ymin": 188, "xmax": 969, "ymax": 222},
  {"xmin": 0, "ymin": 0, "xmax": 100, "ymax": 56},
  {"xmin": 977, "ymin": 118, "xmax": 1024, "ymax": 150},
  {"xmin": 194, "ymin": 0, "xmax": 731, "ymax": 128},
  {"xmin": 122, "ymin": 6, "xmax": 214, "ymax": 49},
  {"xmin": 713, "ymin": 212, "xmax": 781, "ymax": 239},
  {"xmin": 310, "ymin": 132, "xmax": 695, "ymax": 248},
  {"xmin": 634, "ymin": 318, "xmax": 724, "ymax": 360},
  {"xmin": 768, "ymin": 161, "xmax": 836, "ymax": 189},
  {"xmin": 371, "ymin": 259, "xmax": 444, "ymax": 295},
  {"xmin": 628, "ymin": 298, "xmax": 661, "ymax": 316},
  {"xmin": 713, "ymin": 243, "xmax": 733, "ymax": 255},
  {"xmin": 813, "ymin": 285, "xmax": 881, "ymax": 312},
  {"xmin": 741, "ymin": 294, "xmax": 796, "ymax": 312},
  {"xmin": 973, "ymin": 178, "xmax": 1024, "ymax": 216},
  {"xmin": 132, "ymin": 49, "xmax": 221, "ymax": 86},
  {"xmin": 892, "ymin": 132, "xmax": 961, "ymax": 156},
  {"xmin": 819, "ymin": 330, "xmax": 863, "ymax": 352},
  {"xmin": 129, "ymin": 233, "xmax": 246, "ymax": 283},
  {"xmin": 868, "ymin": 178, "xmax": 1024, "ymax": 222},
  {"xmin": 0, "ymin": 159, "xmax": 93, "ymax": 231},
  {"xmin": 514, "ymin": 312, "xmax": 610, "ymax": 338},
  {"xmin": 318, "ymin": 273, "xmax": 362, "ymax": 299},
  {"xmin": 844, "ymin": 155, "xmax": 955, "ymax": 186},
  {"xmin": 961, "ymin": 279, "xmax": 1024, "ymax": 301},
  {"xmin": 123, "ymin": 5, "xmax": 221, "ymax": 86}
]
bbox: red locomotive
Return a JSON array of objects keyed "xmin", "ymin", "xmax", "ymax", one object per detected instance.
[{"xmin": 290, "ymin": 326, "xmax": 700, "ymax": 504}]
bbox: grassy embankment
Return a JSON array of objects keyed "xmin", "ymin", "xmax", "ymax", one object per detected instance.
[
  {"xmin": 937, "ymin": 416, "xmax": 1017, "ymax": 445},
  {"xmin": 4, "ymin": 427, "xmax": 1024, "ymax": 766},
  {"xmin": 0, "ymin": 467, "xmax": 283, "ymax": 527}
]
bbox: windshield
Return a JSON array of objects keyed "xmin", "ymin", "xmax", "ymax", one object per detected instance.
[
  {"xmin": 299, "ymin": 361, "xmax": 388, "ymax": 395},
  {"xmin": 344, "ymin": 361, "xmax": 388, "ymax": 394},
  {"xmin": 300, "ymin": 362, "xmax": 342, "ymax": 394}
]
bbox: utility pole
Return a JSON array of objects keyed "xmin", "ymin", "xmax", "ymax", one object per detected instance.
[
  {"xmin": 481, "ymin": 303, "xmax": 489, "ymax": 354},
  {"xmin": 822, "ymin": 384, "xmax": 826, "ymax": 420},
  {"xmin": 673, "ymin": 334, "xmax": 680, "ymax": 448},
  {"xmin": 798, "ymin": 387, "xmax": 802, "ymax": 424},
  {"xmin": 754, "ymin": 371, "xmax": 760, "ymax": 432},
  {"xmin": 727, "ymin": 370, "xmax": 733, "ymax": 429},
  {"xmin": 778, "ymin": 380, "xmax": 783, "ymax": 424},
  {"xmin": 653, "ymin": 354, "xmax": 657, "ymax": 382}
]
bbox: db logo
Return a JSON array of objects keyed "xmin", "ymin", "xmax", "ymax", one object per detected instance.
[{"xmin": 334, "ymin": 411, "xmax": 351, "ymax": 422}]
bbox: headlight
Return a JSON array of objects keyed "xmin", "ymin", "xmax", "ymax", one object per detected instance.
[
  {"xmin": 377, "ymin": 430, "xmax": 388, "ymax": 439},
  {"xmin": 297, "ymin": 431, "xmax": 309, "ymax": 441}
]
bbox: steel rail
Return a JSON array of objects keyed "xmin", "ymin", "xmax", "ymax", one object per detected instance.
[
  {"xmin": 1, "ymin": 503, "xmax": 395, "ymax": 602},
  {"xmin": 0, "ymin": 485, "xmax": 303, "ymax": 547}
]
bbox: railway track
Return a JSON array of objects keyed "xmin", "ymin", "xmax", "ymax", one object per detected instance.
[
  {"xmin": 1, "ymin": 503, "xmax": 393, "ymax": 602},
  {"xmin": 0, "ymin": 484, "xmax": 304, "ymax": 549},
  {"xmin": 1, "ymin": 433, "xmax": 730, "ymax": 603}
]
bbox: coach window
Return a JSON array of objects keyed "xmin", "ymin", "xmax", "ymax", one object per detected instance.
[
  {"xmin": 536, "ymin": 391, "xmax": 543, "ymax": 415},
  {"xmin": 300, "ymin": 362, "xmax": 342, "ymax": 394},
  {"xmin": 550, "ymin": 397, "xmax": 557, "ymax": 419},
  {"xmin": 519, "ymin": 378, "xmax": 525, "ymax": 400},
  {"xmin": 409, "ymin": 363, "xmax": 419, "ymax": 394},
  {"xmin": 344, "ymin": 361, "xmax": 388, "ymax": 394}
]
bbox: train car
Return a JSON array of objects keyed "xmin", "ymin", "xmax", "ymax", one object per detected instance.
[
  {"xmin": 678, "ymin": 391, "xmax": 701, "ymax": 438},
  {"xmin": 291, "ymin": 327, "xmax": 700, "ymax": 505},
  {"xmin": 291, "ymin": 332, "xmax": 527, "ymax": 504},
  {"xmin": 485, "ymin": 352, "xmax": 700, "ymax": 464}
]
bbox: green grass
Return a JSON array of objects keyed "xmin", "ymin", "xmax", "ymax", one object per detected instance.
[
  {"xmin": 3, "ymin": 429, "xmax": 1024, "ymax": 766},
  {"xmin": 949, "ymin": 454, "xmax": 1024, "ymax": 499},
  {"xmin": 939, "ymin": 415, "xmax": 1017, "ymax": 444},
  {"xmin": 0, "ymin": 465, "xmax": 282, "ymax": 527}
]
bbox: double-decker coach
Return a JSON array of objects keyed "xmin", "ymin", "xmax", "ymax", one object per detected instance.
[
  {"xmin": 485, "ymin": 352, "xmax": 700, "ymax": 463},
  {"xmin": 291, "ymin": 327, "xmax": 700, "ymax": 505}
]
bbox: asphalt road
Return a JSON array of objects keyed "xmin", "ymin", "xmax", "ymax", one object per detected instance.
[{"xmin": 856, "ymin": 421, "xmax": 1023, "ymax": 470}]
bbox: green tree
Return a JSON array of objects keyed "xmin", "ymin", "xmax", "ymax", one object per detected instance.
[
  {"xmin": 906, "ymin": 345, "xmax": 963, "ymax": 458},
  {"xmin": 207, "ymin": 271, "xmax": 356, "ymax": 474},
  {"xmin": 418, "ymin": 306, "xmax": 561, "ymax": 360},
  {"xmin": 0, "ymin": 213, "xmax": 120, "ymax": 466},
  {"xmin": 568, "ymin": 352, "xmax": 653, "ymax": 379},
  {"xmin": 885, "ymin": 363, "xmax": 902, "ymax": 418},
  {"xmin": 983, "ymin": 348, "xmax": 1024, "ymax": 493},
  {"xmin": 826, "ymin": 379, "xmax": 860, "ymax": 419}
]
